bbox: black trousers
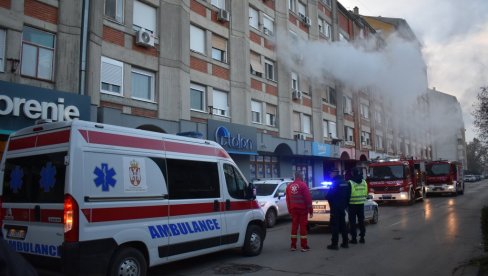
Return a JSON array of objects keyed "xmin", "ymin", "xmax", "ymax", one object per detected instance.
[
  {"xmin": 330, "ymin": 205, "xmax": 348, "ymax": 245},
  {"xmin": 348, "ymin": 204, "xmax": 365, "ymax": 239}
]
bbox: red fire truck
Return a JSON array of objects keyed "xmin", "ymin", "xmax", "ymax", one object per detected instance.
[
  {"xmin": 367, "ymin": 158, "xmax": 426, "ymax": 204},
  {"xmin": 425, "ymin": 160, "xmax": 464, "ymax": 196}
]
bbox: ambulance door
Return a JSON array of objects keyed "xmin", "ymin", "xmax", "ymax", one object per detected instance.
[
  {"xmin": 221, "ymin": 162, "xmax": 250, "ymax": 247},
  {"xmin": 165, "ymin": 158, "xmax": 223, "ymax": 261}
]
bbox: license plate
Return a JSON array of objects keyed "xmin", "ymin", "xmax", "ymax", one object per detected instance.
[
  {"xmin": 382, "ymin": 195, "xmax": 392, "ymax": 199},
  {"xmin": 313, "ymin": 205, "xmax": 326, "ymax": 210},
  {"xmin": 313, "ymin": 210, "xmax": 327, "ymax": 214},
  {"xmin": 5, "ymin": 225, "xmax": 28, "ymax": 240}
]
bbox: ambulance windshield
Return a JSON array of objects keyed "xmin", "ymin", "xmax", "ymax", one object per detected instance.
[{"xmin": 2, "ymin": 151, "xmax": 66, "ymax": 203}]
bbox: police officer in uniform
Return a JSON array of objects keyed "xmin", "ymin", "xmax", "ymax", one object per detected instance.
[
  {"xmin": 286, "ymin": 170, "xmax": 313, "ymax": 252},
  {"xmin": 326, "ymin": 169, "xmax": 351, "ymax": 250},
  {"xmin": 348, "ymin": 167, "xmax": 368, "ymax": 244}
]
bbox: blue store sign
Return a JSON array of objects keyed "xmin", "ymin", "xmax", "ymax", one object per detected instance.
[
  {"xmin": 208, "ymin": 120, "xmax": 257, "ymax": 155},
  {"xmin": 312, "ymin": 142, "xmax": 332, "ymax": 157},
  {"xmin": 0, "ymin": 80, "xmax": 91, "ymax": 131}
]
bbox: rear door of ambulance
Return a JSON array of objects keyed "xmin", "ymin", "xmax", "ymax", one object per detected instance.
[{"xmin": 1, "ymin": 127, "xmax": 69, "ymax": 262}]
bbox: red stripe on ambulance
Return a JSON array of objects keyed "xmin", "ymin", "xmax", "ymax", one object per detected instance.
[{"xmin": 8, "ymin": 130, "xmax": 70, "ymax": 150}]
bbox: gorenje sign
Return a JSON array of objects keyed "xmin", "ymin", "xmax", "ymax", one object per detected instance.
[
  {"xmin": 0, "ymin": 96, "xmax": 79, "ymax": 121},
  {"xmin": 0, "ymin": 80, "xmax": 90, "ymax": 131}
]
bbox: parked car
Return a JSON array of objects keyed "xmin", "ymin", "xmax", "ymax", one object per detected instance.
[
  {"xmin": 253, "ymin": 178, "xmax": 294, "ymax": 227},
  {"xmin": 464, "ymin": 175, "xmax": 477, "ymax": 182},
  {"xmin": 308, "ymin": 185, "xmax": 379, "ymax": 229}
]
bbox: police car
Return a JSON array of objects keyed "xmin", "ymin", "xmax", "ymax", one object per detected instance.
[
  {"xmin": 253, "ymin": 178, "xmax": 293, "ymax": 228},
  {"xmin": 308, "ymin": 184, "xmax": 379, "ymax": 229}
]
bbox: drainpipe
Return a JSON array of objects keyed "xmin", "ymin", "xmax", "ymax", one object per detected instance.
[{"xmin": 79, "ymin": 0, "xmax": 90, "ymax": 95}]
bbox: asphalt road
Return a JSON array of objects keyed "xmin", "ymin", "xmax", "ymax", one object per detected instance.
[{"xmin": 149, "ymin": 180, "xmax": 487, "ymax": 276}]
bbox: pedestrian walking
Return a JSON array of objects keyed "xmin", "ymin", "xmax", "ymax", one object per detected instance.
[
  {"xmin": 286, "ymin": 170, "xmax": 313, "ymax": 252},
  {"xmin": 348, "ymin": 167, "xmax": 368, "ymax": 244},
  {"xmin": 326, "ymin": 169, "xmax": 351, "ymax": 250}
]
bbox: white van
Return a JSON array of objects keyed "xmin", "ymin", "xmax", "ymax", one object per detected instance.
[{"xmin": 0, "ymin": 120, "xmax": 266, "ymax": 275}]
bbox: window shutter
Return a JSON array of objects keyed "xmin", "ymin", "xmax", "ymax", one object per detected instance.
[
  {"xmin": 133, "ymin": 1, "xmax": 156, "ymax": 32},
  {"xmin": 250, "ymin": 52, "xmax": 264, "ymax": 73},
  {"xmin": 101, "ymin": 59, "xmax": 123, "ymax": 86},
  {"xmin": 212, "ymin": 35, "xmax": 226, "ymax": 51}
]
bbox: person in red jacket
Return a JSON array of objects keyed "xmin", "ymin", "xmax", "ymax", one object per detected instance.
[{"xmin": 286, "ymin": 170, "xmax": 313, "ymax": 252}]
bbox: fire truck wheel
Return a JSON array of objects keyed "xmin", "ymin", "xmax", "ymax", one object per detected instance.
[
  {"xmin": 242, "ymin": 224, "xmax": 264, "ymax": 256},
  {"xmin": 408, "ymin": 189, "xmax": 415, "ymax": 205},
  {"xmin": 108, "ymin": 247, "xmax": 147, "ymax": 276},
  {"xmin": 458, "ymin": 184, "xmax": 465, "ymax": 195}
]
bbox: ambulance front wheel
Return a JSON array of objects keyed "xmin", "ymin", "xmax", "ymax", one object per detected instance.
[
  {"xmin": 108, "ymin": 247, "xmax": 147, "ymax": 276},
  {"xmin": 242, "ymin": 224, "xmax": 264, "ymax": 256}
]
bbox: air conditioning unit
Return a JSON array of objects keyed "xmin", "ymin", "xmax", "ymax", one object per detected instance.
[
  {"xmin": 304, "ymin": 16, "xmax": 311, "ymax": 27},
  {"xmin": 263, "ymin": 27, "xmax": 273, "ymax": 36},
  {"xmin": 217, "ymin": 9, "xmax": 230, "ymax": 22},
  {"xmin": 136, "ymin": 28, "xmax": 155, "ymax": 47},
  {"xmin": 295, "ymin": 133, "xmax": 306, "ymax": 140},
  {"xmin": 292, "ymin": 89, "xmax": 303, "ymax": 100}
]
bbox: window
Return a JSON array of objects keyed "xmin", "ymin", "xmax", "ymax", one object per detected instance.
[
  {"xmin": 250, "ymin": 155, "xmax": 280, "ymax": 179},
  {"xmin": 321, "ymin": 0, "xmax": 331, "ymax": 7},
  {"xmin": 343, "ymin": 96, "xmax": 352, "ymax": 114},
  {"xmin": 339, "ymin": 33, "xmax": 348, "ymax": 42},
  {"xmin": 293, "ymin": 112, "xmax": 300, "ymax": 132},
  {"xmin": 0, "ymin": 29, "xmax": 5, "ymax": 72},
  {"xmin": 251, "ymin": 100, "xmax": 262, "ymax": 124},
  {"xmin": 211, "ymin": 0, "xmax": 225, "ymax": 9},
  {"xmin": 224, "ymin": 163, "xmax": 248, "ymax": 199},
  {"xmin": 105, "ymin": 0, "xmax": 124, "ymax": 23},
  {"xmin": 323, "ymin": 22, "xmax": 331, "ymax": 38},
  {"xmin": 360, "ymin": 103, "xmax": 369, "ymax": 119},
  {"xmin": 133, "ymin": 1, "xmax": 156, "ymax": 32},
  {"xmin": 263, "ymin": 14, "xmax": 274, "ymax": 35},
  {"xmin": 297, "ymin": 1, "xmax": 306, "ymax": 17},
  {"xmin": 212, "ymin": 34, "xmax": 227, "ymax": 62},
  {"xmin": 387, "ymin": 138, "xmax": 393, "ymax": 151},
  {"xmin": 302, "ymin": 114, "xmax": 311, "ymax": 134},
  {"xmin": 289, "ymin": 30, "xmax": 298, "ymax": 41},
  {"xmin": 328, "ymin": 121, "xmax": 337, "ymax": 138},
  {"xmin": 376, "ymin": 134, "xmax": 383, "ymax": 149},
  {"xmin": 249, "ymin": 7, "xmax": 259, "ymax": 30},
  {"xmin": 213, "ymin": 89, "xmax": 228, "ymax": 116},
  {"xmin": 167, "ymin": 159, "xmax": 220, "ymax": 199},
  {"xmin": 291, "ymin": 72, "xmax": 299, "ymax": 90},
  {"xmin": 361, "ymin": 131, "xmax": 371, "ymax": 146},
  {"xmin": 288, "ymin": 0, "xmax": 296, "ymax": 12},
  {"xmin": 329, "ymin": 87, "xmax": 336, "ymax": 105},
  {"xmin": 265, "ymin": 58, "xmax": 275, "ymax": 81},
  {"xmin": 250, "ymin": 51, "xmax": 263, "ymax": 77},
  {"xmin": 190, "ymin": 25, "xmax": 205, "ymax": 54},
  {"xmin": 101, "ymin": 56, "xmax": 123, "ymax": 95},
  {"xmin": 266, "ymin": 105, "xmax": 276, "ymax": 126},
  {"xmin": 345, "ymin": 126, "xmax": 354, "ymax": 142},
  {"xmin": 190, "ymin": 83, "xmax": 206, "ymax": 111},
  {"xmin": 318, "ymin": 18, "xmax": 325, "ymax": 35},
  {"xmin": 21, "ymin": 26, "xmax": 55, "ymax": 81},
  {"xmin": 131, "ymin": 68, "xmax": 154, "ymax": 101},
  {"xmin": 375, "ymin": 110, "xmax": 382, "ymax": 124},
  {"xmin": 323, "ymin": 120, "xmax": 336, "ymax": 138}
]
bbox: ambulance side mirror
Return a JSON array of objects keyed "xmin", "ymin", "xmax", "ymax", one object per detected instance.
[{"xmin": 247, "ymin": 183, "xmax": 257, "ymax": 200}]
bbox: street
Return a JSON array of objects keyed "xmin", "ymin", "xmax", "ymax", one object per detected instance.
[{"xmin": 148, "ymin": 181, "xmax": 487, "ymax": 276}]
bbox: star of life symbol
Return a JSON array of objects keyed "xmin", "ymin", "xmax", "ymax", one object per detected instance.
[
  {"xmin": 94, "ymin": 163, "xmax": 117, "ymax": 192},
  {"xmin": 290, "ymin": 183, "xmax": 299, "ymax": 194}
]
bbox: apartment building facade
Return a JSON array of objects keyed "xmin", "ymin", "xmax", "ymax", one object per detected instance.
[{"xmin": 0, "ymin": 0, "xmax": 432, "ymax": 187}]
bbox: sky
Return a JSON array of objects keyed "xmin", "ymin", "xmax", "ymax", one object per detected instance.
[{"xmin": 337, "ymin": 0, "xmax": 488, "ymax": 143}]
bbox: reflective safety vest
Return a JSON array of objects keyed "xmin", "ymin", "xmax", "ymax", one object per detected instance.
[{"xmin": 349, "ymin": 179, "xmax": 368, "ymax": 205}]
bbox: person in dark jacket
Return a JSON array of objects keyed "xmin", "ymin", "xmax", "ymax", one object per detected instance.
[
  {"xmin": 286, "ymin": 170, "xmax": 313, "ymax": 252},
  {"xmin": 326, "ymin": 169, "xmax": 351, "ymax": 250},
  {"xmin": 0, "ymin": 237, "xmax": 38, "ymax": 276}
]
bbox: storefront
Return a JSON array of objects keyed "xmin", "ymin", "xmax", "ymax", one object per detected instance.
[
  {"xmin": 312, "ymin": 142, "xmax": 341, "ymax": 187},
  {"xmin": 0, "ymin": 80, "xmax": 91, "ymax": 160}
]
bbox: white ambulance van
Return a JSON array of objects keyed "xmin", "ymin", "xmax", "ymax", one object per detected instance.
[{"xmin": 0, "ymin": 120, "xmax": 266, "ymax": 275}]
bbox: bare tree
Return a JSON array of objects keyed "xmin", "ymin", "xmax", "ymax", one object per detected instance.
[{"xmin": 473, "ymin": 87, "xmax": 488, "ymax": 144}]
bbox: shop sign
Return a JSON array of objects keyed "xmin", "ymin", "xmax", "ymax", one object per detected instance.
[
  {"xmin": 207, "ymin": 120, "xmax": 257, "ymax": 155},
  {"xmin": 312, "ymin": 142, "xmax": 332, "ymax": 157},
  {"xmin": 0, "ymin": 80, "xmax": 90, "ymax": 130}
]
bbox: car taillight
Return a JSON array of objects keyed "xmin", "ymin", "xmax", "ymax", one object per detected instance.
[{"xmin": 64, "ymin": 194, "xmax": 79, "ymax": 242}]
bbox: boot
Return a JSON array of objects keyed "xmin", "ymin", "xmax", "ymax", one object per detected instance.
[
  {"xmin": 327, "ymin": 244, "xmax": 339, "ymax": 250},
  {"xmin": 359, "ymin": 237, "xmax": 365, "ymax": 244},
  {"xmin": 350, "ymin": 238, "xmax": 358, "ymax": 244},
  {"xmin": 340, "ymin": 243, "xmax": 349, "ymax": 248}
]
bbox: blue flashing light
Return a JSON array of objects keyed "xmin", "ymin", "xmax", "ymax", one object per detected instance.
[{"xmin": 321, "ymin": 181, "xmax": 332, "ymax": 188}]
